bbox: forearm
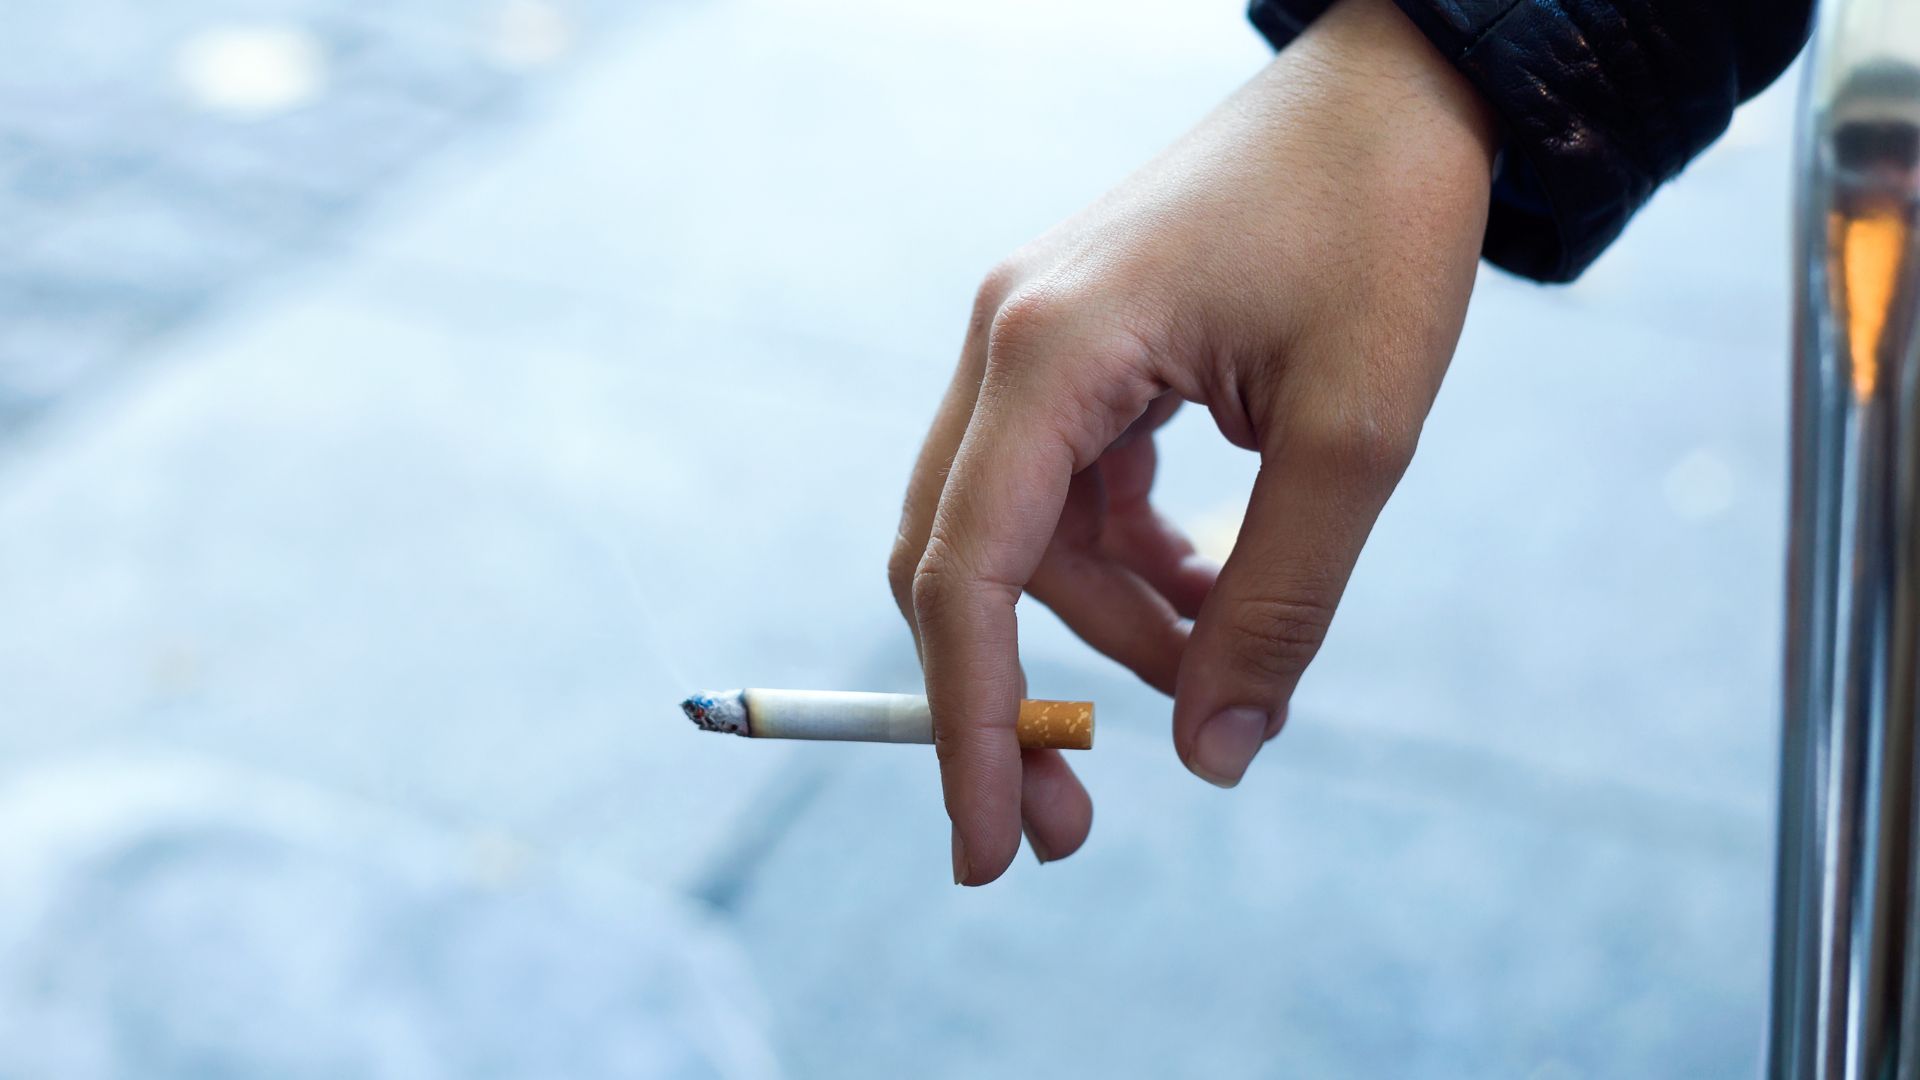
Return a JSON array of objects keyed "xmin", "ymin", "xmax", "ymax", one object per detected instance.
[{"xmin": 1251, "ymin": 0, "xmax": 1817, "ymax": 282}]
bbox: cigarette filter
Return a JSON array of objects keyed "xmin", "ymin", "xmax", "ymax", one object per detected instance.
[{"xmin": 681, "ymin": 689, "xmax": 1093, "ymax": 750}]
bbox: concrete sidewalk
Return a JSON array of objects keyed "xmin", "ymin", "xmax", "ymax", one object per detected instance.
[{"xmin": 0, "ymin": 0, "xmax": 1800, "ymax": 1075}]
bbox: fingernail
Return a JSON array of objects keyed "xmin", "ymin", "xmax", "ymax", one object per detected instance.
[
  {"xmin": 951, "ymin": 824, "xmax": 970, "ymax": 885},
  {"xmin": 1024, "ymin": 825, "xmax": 1053, "ymax": 865},
  {"xmin": 1190, "ymin": 707, "xmax": 1268, "ymax": 788}
]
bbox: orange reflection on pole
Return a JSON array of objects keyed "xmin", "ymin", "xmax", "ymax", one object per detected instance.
[{"xmin": 1833, "ymin": 206, "xmax": 1912, "ymax": 401}]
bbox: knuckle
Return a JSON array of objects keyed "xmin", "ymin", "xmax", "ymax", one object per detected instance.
[
  {"xmin": 1226, "ymin": 592, "xmax": 1336, "ymax": 683},
  {"xmin": 986, "ymin": 287, "xmax": 1067, "ymax": 357},
  {"xmin": 909, "ymin": 541, "xmax": 961, "ymax": 624},
  {"xmin": 982, "ymin": 284, "xmax": 1162, "ymax": 465},
  {"xmin": 969, "ymin": 262, "xmax": 1023, "ymax": 339},
  {"xmin": 1293, "ymin": 403, "xmax": 1418, "ymax": 485},
  {"xmin": 886, "ymin": 537, "xmax": 919, "ymax": 612},
  {"xmin": 990, "ymin": 283, "xmax": 1161, "ymax": 382}
]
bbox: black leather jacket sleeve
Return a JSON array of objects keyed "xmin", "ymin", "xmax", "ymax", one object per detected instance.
[{"xmin": 1247, "ymin": 0, "xmax": 1815, "ymax": 283}]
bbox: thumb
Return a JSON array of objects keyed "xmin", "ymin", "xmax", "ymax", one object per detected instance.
[{"xmin": 1171, "ymin": 405, "xmax": 1413, "ymax": 787}]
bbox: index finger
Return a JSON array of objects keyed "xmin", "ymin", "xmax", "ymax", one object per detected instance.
[
  {"xmin": 913, "ymin": 312, "xmax": 1158, "ymax": 885},
  {"xmin": 913, "ymin": 376, "xmax": 1076, "ymax": 886}
]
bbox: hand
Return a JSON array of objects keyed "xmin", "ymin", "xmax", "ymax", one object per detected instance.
[{"xmin": 887, "ymin": 0, "xmax": 1497, "ymax": 885}]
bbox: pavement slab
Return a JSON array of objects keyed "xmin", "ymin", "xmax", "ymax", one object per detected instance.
[{"xmin": 0, "ymin": 0, "xmax": 1805, "ymax": 1074}]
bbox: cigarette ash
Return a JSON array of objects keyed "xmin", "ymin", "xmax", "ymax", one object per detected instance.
[{"xmin": 680, "ymin": 690, "xmax": 749, "ymax": 736}]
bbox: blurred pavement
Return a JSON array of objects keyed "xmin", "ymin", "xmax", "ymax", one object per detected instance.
[{"xmin": 0, "ymin": 0, "xmax": 1800, "ymax": 1076}]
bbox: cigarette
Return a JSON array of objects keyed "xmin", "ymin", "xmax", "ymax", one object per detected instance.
[{"xmin": 680, "ymin": 689, "xmax": 1093, "ymax": 750}]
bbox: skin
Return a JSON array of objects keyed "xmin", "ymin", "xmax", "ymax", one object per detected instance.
[{"xmin": 887, "ymin": 0, "xmax": 1499, "ymax": 885}]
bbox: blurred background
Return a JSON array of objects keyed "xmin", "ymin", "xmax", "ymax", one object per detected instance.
[{"xmin": 0, "ymin": 0, "xmax": 1799, "ymax": 1076}]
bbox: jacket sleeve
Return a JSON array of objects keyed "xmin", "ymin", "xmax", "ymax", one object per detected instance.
[{"xmin": 1248, "ymin": 0, "xmax": 1816, "ymax": 283}]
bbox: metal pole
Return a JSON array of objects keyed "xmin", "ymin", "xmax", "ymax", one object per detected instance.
[{"xmin": 1770, "ymin": 2, "xmax": 1920, "ymax": 1077}]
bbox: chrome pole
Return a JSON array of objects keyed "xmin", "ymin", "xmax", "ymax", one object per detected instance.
[{"xmin": 1771, "ymin": 2, "xmax": 1920, "ymax": 1077}]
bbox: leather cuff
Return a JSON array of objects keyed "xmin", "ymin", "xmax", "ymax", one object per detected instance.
[
  {"xmin": 1246, "ymin": 0, "xmax": 1763, "ymax": 283},
  {"xmin": 1247, "ymin": 0, "xmax": 1338, "ymax": 44}
]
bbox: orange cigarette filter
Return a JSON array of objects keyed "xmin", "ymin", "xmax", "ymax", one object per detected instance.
[{"xmin": 1017, "ymin": 699, "xmax": 1095, "ymax": 750}]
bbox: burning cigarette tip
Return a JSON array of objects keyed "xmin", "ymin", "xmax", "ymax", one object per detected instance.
[{"xmin": 680, "ymin": 689, "xmax": 748, "ymax": 736}]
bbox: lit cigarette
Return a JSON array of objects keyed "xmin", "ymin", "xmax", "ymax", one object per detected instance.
[{"xmin": 680, "ymin": 689, "xmax": 1094, "ymax": 750}]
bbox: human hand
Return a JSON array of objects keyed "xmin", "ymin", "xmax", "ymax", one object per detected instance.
[{"xmin": 887, "ymin": 0, "xmax": 1497, "ymax": 885}]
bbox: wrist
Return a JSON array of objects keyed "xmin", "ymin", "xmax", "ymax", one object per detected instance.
[{"xmin": 1304, "ymin": 0, "xmax": 1500, "ymax": 174}]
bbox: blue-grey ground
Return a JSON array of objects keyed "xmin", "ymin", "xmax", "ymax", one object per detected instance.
[{"xmin": 0, "ymin": 0, "xmax": 1798, "ymax": 1076}]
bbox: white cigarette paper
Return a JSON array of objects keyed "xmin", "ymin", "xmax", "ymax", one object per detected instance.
[{"xmin": 748, "ymin": 689, "xmax": 932, "ymax": 742}]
